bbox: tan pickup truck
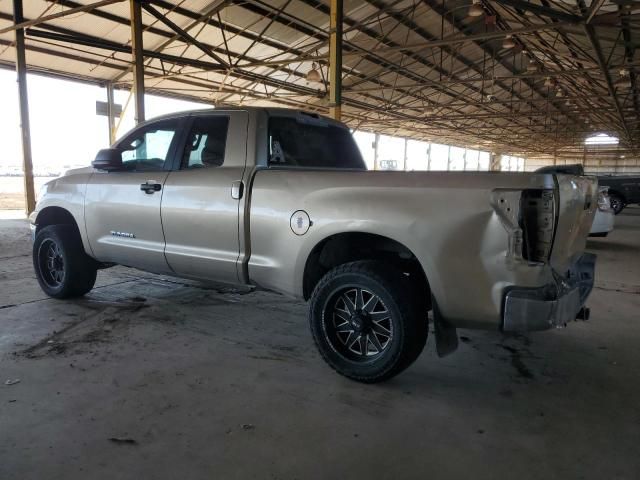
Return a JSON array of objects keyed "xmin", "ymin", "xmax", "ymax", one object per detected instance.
[{"xmin": 30, "ymin": 107, "xmax": 597, "ymax": 382}]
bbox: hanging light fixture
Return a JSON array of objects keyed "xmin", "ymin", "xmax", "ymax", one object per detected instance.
[
  {"xmin": 468, "ymin": 0, "xmax": 484, "ymax": 18},
  {"xmin": 502, "ymin": 35, "xmax": 516, "ymax": 49},
  {"xmin": 306, "ymin": 62, "xmax": 321, "ymax": 83},
  {"xmin": 615, "ymin": 68, "xmax": 631, "ymax": 88}
]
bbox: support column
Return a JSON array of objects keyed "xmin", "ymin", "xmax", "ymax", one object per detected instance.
[
  {"xmin": 490, "ymin": 152, "xmax": 501, "ymax": 171},
  {"xmin": 373, "ymin": 133, "xmax": 380, "ymax": 170},
  {"xmin": 130, "ymin": 0, "xmax": 145, "ymax": 124},
  {"xmin": 106, "ymin": 82, "xmax": 116, "ymax": 145},
  {"xmin": 403, "ymin": 138, "xmax": 408, "ymax": 171},
  {"xmin": 13, "ymin": 0, "xmax": 35, "ymax": 215},
  {"xmin": 328, "ymin": 0, "xmax": 343, "ymax": 121}
]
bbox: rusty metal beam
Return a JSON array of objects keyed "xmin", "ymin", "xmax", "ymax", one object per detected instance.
[
  {"xmin": 12, "ymin": 0, "xmax": 36, "ymax": 215},
  {"xmin": 141, "ymin": 1, "xmax": 229, "ymax": 68},
  {"xmin": 238, "ymin": 21, "xmax": 575, "ymax": 68},
  {"xmin": 492, "ymin": 0, "xmax": 581, "ymax": 23},
  {"xmin": 130, "ymin": 0, "xmax": 145, "ymax": 124},
  {"xmin": 0, "ymin": 0, "xmax": 124, "ymax": 35},
  {"xmin": 329, "ymin": 0, "xmax": 343, "ymax": 120},
  {"xmin": 106, "ymin": 82, "xmax": 116, "ymax": 145},
  {"xmin": 582, "ymin": 21, "xmax": 632, "ymax": 143},
  {"xmin": 585, "ymin": 0, "xmax": 607, "ymax": 24}
]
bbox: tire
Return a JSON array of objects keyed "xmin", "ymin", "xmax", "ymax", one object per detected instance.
[
  {"xmin": 309, "ymin": 260, "xmax": 428, "ymax": 383},
  {"xmin": 609, "ymin": 194, "xmax": 625, "ymax": 215},
  {"xmin": 33, "ymin": 225, "xmax": 97, "ymax": 299}
]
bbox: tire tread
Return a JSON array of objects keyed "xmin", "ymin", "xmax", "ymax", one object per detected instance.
[
  {"xmin": 309, "ymin": 260, "xmax": 428, "ymax": 383},
  {"xmin": 33, "ymin": 225, "xmax": 97, "ymax": 299}
]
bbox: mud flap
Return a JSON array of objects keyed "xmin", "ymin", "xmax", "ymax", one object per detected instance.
[{"xmin": 432, "ymin": 295, "xmax": 458, "ymax": 357}]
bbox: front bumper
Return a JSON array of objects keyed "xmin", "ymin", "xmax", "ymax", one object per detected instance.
[
  {"xmin": 502, "ymin": 253, "xmax": 596, "ymax": 332},
  {"xmin": 28, "ymin": 211, "xmax": 37, "ymax": 241}
]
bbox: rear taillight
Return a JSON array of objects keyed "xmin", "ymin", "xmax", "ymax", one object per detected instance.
[
  {"xmin": 597, "ymin": 189, "xmax": 611, "ymax": 212},
  {"xmin": 520, "ymin": 189, "xmax": 556, "ymax": 263}
]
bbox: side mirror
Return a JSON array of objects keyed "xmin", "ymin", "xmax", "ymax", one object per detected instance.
[{"xmin": 92, "ymin": 148, "xmax": 123, "ymax": 171}]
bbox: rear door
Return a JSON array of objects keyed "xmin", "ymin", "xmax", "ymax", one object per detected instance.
[
  {"xmin": 85, "ymin": 117, "xmax": 183, "ymax": 273},
  {"xmin": 161, "ymin": 111, "xmax": 249, "ymax": 284}
]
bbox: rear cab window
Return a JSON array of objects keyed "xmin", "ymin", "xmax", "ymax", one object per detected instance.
[{"xmin": 268, "ymin": 115, "xmax": 365, "ymax": 169}]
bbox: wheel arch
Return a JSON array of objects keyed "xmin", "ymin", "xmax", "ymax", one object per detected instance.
[
  {"xmin": 302, "ymin": 232, "xmax": 431, "ymax": 309},
  {"xmin": 607, "ymin": 189, "xmax": 626, "ymax": 203},
  {"xmin": 35, "ymin": 206, "xmax": 81, "ymax": 237}
]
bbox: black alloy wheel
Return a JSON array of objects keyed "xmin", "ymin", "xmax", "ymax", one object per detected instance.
[
  {"xmin": 37, "ymin": 238, "xmax": 66, "ymax": 288},
  {"xmin": 324, "ymin": 286, "xmax": 393, "ymax": 361},
  {"xmin": 309, "ymin": 260, "xmax": 428, "ymax": 383}
]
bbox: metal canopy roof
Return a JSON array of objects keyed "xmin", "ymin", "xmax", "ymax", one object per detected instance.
[{"xmin": 0, "ymin": 0, "xmax": 638, "ymax": 156}]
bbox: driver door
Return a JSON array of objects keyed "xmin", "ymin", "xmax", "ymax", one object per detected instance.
[{"xmin": 85, "ymin": 117, "xmax": 184, "ymax": 273}]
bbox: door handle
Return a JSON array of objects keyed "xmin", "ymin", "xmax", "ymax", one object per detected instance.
[
  {"xmin": 140, "ymin": 182, "xmax": 162, "ymax": 194},
  {"xmin": 231, "ymin": 180, "xmax": 244, "ymax": 200}
]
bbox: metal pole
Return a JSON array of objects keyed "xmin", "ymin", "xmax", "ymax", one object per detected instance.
[
  {"xmin": 403, "ymin": 138, "xmax": 408, "ymax": 171},
  {"xmin": 328, "ymin": 0, "xmax": 342, "ymax": 121},
  {"xmin": 130, "ymin": 0, "xmax": 145, "ymax": 124},
  {"xmin": 13, "ymin": 0, "xmax": 35, "ymax": 215},
  {"xmin": 106, "ymin": 82, "xmax": 116, "ymax": 145},
  {"xmin": 373, "ymin": 133, "xmax": 379, "ymax": 170},
  {"xmin": 490, "ymin": 153, "xmax": 501, "ymax": 171}
]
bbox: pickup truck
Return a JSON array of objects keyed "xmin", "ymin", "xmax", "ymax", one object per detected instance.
[
  {"xmin": 30, "ymin": 107, "xmax": 597, "ymax": 383},
  {"xmin": 597, "ymin": 175, "xmax": 640, "ymax": 214}
]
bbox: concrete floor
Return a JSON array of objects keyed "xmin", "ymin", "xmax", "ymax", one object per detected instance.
[{"xmin": 1, "ymin": 209, "xmax": 639, "ymax": 480}]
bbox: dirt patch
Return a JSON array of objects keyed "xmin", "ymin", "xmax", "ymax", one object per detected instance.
[
  {"xmin": 499, "ymin": 344, "xmax": 535, "ymax": 379},
  {"xmin": 18, "ymin": 303, "xmax": 148, "ymax": 359}
]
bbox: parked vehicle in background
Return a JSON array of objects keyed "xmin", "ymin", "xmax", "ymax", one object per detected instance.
[
  {"xmin": 597, "ymin": 175, "xmax": 640, "ymax": 215},
  {"xmin": 589, "ymin": 187, "xmax": 615, "ymax": 237},
  {"xmin": 30, "ymin": 108, "xmax": 598, "ymax": 383}
]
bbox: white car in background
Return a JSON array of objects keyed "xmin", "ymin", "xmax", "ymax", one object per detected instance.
[{"xmin": 590, "ymin": 186, "xmax": 615, "ymax": 237}]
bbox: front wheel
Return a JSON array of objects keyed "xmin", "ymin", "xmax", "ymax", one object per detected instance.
[
  {"xmin": 309, "ymin": 261, "xmax": 428, "ymax": 383},
  {"xmin": 33, "ymin": 225, "xmax": 97, "ymax": 299}
]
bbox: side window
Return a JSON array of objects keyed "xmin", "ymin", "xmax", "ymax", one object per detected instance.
[
  {"xmin": 119, "ymin": 119, "xmax": 179, "ymax": 171},
  {"xmin": 182, "ymin": 116, "xmax": 230, "ymax": 169}
]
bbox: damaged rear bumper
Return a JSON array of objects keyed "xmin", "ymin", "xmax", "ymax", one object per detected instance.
[{"xmin": 502, "ymin": 253, "xmax": 596, "ymax": 332}]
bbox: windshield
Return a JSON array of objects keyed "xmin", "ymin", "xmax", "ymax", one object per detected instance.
[{"xmin": 268, "ymin": 116, "xmax": 365, "ymax": 169}]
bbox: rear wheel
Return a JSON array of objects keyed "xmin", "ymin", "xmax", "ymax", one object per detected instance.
[
  {"xmin": 309, "ymin": 261, "xmax": 428, "ymax": 383},
  {"xmin": 33, "ymin": 225, "xmax": 97, "ymax": 299},
  {"xmin": 609, "ymin": 194, "xmax": 625, "ymax": 215}
]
